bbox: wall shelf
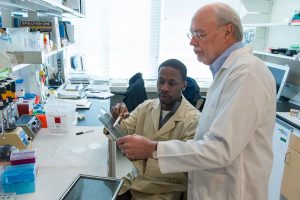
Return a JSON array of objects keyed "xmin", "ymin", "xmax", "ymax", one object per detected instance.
[
  {"xmin": 253, "ymin": 50, "xmax": 299, "ymax": 61},
  {"xmin": 0, "ymin": 0, "xmax": 84, "ymax": 18},
  {"xmin": 10, "ymin": 44, "xmax": 75, "ymax": 72},
  {"xmin": 243, "ymin": 23, "xmax": 289, "ymax": 27}
]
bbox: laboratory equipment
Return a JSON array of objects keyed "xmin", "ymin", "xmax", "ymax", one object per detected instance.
[
  {"xmin": 2, "ymin": 163, "xmax": 36, "ymax": 195},
  {"xmin": 0, "ymin": 84, "xmax": 6, "ymax": 138},
  {"xmin": 44, "ymin": 99, "xmax": 76, "ymax": 133},
  {"xmin": 0, "ymin": 79, "xmax": 17, "ymax": 131},
  {"xmin": 0, "ymin": 127, "xmax": 31, "ymax": 150},
  {"xmin": 15, "ymin": 79, "xmax": 24, "ymax": 98},
  {"xmin": 10, "ymin": 149, "xmax": 36, "ymax": 165},
  {"xmin": 0, "ymin": 144, "xmax": 17, "ymax": 161},
  {"xmin": 15, "ymin": 115, "xmax": 42, "ymax": 139}
]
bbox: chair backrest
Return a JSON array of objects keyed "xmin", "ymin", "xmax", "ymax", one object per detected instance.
[
  {"xmin": 123, "ymin": 73, "xmax": 148, "ymax": 112},
  {"xmin": 196, "ymin": 96, "xmax": 206, "ymax": 112},
  {"xmin": 182, "ymin": 76, "xmax": 201, "ymax": 107}
]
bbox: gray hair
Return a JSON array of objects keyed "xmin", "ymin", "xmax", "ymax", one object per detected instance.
[{"xmin": 212, "ymin": 3, "xmax": 243, "ymax": 42}]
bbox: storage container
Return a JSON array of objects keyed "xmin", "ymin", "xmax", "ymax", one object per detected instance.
[
  {"xmin": 10, "ymin": 150, "xmax": 36, "ymax": 165},
  {"xmin": 2, "ymin": 163, "xmax": 36, "ymax": 195},
  {"xmin": 44, "ymin": 100, "xmax": 76, "ymax": 133}
]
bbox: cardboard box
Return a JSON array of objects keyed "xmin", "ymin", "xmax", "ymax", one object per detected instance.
[{"xmin": 281, "ymin": 133, "xmax": 300, "ymax": 199}]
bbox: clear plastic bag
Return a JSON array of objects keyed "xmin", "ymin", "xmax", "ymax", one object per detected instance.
[{"xmin": 2, "ymin": 28, "xmax": 43, "ymax": 51}]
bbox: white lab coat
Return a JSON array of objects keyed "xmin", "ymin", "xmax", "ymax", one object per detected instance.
[{"xmin": 157, "ymin": 47, "xmax": 276, "ymax": 200}]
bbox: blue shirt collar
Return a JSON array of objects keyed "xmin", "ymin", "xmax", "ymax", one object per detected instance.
[{"xmin": 210, "ymin": 42, "xmax": 244, "ymax": 78}]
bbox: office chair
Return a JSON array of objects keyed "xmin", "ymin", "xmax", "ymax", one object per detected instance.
[
  {"xmin": 196, "ymin": 96, "xmax": 206, "ymax": 112},
  {"xmin": 122, "ymin": 73, "xmax": 148, "ymax": 112},
  {"xmin": 182, "ymin": 76, "xmax": 201, "ymax": 107}
]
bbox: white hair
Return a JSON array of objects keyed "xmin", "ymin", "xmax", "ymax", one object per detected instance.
[{"xmin": 212, "ymin": 3, "xmax": 243, "ymax": 41}]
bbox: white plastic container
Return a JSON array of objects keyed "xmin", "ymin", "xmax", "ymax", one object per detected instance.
[{"xmin": 44, "ymin": 100, "xmax": 77, "ymax": 134}]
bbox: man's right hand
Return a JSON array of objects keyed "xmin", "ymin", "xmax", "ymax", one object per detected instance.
[{"xmin": 110, "ymin": 102, "xmax": 130, "ymax": 119}]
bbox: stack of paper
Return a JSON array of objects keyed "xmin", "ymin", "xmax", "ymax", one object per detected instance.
[
  {"xmin": 86, "ymin": 83, "xmax": 109, "ymax": 92},
  {"xmin": 57, "ymin": 84, "xmax": 86, "ymax": 99},
  {"xmin": 62, "ymin": 99, "xmax": 92, "ymax": 109},
  {"xmin": 86, "ymin": 91, "xmax": 114, "ymax": 99}
]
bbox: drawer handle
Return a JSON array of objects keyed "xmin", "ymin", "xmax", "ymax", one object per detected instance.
[{"xmin": 284, "ymin": 152, "xmax": 291, "ymax": 165}]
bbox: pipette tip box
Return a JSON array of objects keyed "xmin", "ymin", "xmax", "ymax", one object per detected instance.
[
  {"xmin": 2, "ymin": 163, "xmax": 36, "ymax": 194},
  {"xmin": 10, "ymin": 150, "xmax": 36, "ymax": 165}
]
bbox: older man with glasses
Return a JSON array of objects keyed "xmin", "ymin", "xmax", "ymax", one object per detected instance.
[{"xmin": 117, "ymin": 3, "xmax": 276, "ymax": 200}]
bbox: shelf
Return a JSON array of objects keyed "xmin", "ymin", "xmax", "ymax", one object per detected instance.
[
  {"xmin": 253, "ymin": 50, "xmax": 299, "ymax": 61},
  {"xmin": 0, "ymin": 0, "xmax": 84, "ymax": 18},
  {"xmin": 10, "ymin": 44, "xmax": 74, "ymax": 72},
  {"xmin": 243, "ymin": 23, "xmax": 289, "ymax": 27},
  {"xmin": 10, "ymin": 63, "xmax": 30, "ymax": 72}
]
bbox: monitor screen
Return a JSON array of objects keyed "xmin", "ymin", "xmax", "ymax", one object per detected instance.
[
  {"xmin": 265, "ymin": 62, "xmax": 289, "ymax": 100},
  {"xmin": 60, "ymin": 175, "xmax": 123, "ymax": 200}
]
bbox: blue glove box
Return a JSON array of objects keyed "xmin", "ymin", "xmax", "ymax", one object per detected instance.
[{"xmin": 2, "ymin": 163, "xmax": 36, "ymax": 195}]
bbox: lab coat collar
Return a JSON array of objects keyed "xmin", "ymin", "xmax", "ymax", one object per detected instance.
[
  {"xmin": 210, "ymin": 42, "xmax": 244, "ymax": 78},
  {"xmin": 207, "ymin": 46, "xmax": 253, "ymax": 97},
  {"xmin": 214, "ymin": 46, "xmax": 253, "ymax": 77}
]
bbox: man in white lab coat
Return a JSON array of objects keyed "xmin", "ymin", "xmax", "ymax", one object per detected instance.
[{"xmin": 117, "ymin": 3, "xmax": 276, "ymax": 200}]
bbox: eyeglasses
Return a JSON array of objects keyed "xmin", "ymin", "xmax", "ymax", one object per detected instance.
[{"xmin": 187, "ymin": 31, "xmax": 208, "ymax": 41}]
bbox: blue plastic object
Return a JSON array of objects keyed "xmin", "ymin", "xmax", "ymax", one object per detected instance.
[
  {"xmin": 15, "ymin": 79, "xmax": 24, "ymax": 84},
  {"xmin": 23, "ymin": 93, "xmax": 36, "ymax": 100},
  {"xmin": 2, "ymin": 164, "xmax": 36, "ymax": 195}
]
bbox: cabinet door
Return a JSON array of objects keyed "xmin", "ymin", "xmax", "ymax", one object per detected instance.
[{"xmin": 281, "ymin": 147, "xmax": 300, "ymax": 200}]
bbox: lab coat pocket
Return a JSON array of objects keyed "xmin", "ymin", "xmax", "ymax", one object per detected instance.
[{"xmin": 196, "ymin": 170, "xmax": 228, "ymax": 200}]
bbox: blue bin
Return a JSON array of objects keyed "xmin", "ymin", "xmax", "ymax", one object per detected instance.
[{"xmin": 2, "ymin": 163, "xmax": 36, "ymax": 195}]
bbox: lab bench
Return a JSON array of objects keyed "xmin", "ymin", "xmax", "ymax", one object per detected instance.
[
  {"xmin": 17, "ymin": 126, "xmax": 108, "ymax": 200},
  {"xmin": 76, "ymin": 98, "xmax": 110, "ymax": 126},
  {"xmin": 14, "ymin": 98, "xmax": 113, "ymax": 199}
]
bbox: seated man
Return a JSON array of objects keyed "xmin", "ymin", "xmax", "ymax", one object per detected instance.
[{"xmin": 109, "ymin": 59, "xmax": 200, "ymax": 200}]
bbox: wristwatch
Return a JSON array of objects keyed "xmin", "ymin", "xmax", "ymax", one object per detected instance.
[
  {"xmin": 152, "ymin": 142, "xmax": 158, "ymax": 159},
  {"xmin": 152, "ymin": 150, "xmax": 158, "ymax": 160}
]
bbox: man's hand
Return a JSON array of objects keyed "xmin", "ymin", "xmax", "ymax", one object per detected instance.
[
  {"xmin": 111, "ymin": 102, "xmax": 130, "ymax": 120},
  {"xmin": 117, "ymin": 134, "xmax": 157, "ymax": 160}
]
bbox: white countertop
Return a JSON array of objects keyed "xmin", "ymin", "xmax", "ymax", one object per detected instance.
[
  {"xmin": 17, "ymin": 126, "xmax": 108, "ymax": 200},
  {"xmin": 277, "ymin": 112, "xmax": 300, "ymax": 128}
]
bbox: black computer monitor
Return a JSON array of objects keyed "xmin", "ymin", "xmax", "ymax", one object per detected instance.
[{"xmin": 265, "ymin": 62, "xmax": 290, "ymax": 100}]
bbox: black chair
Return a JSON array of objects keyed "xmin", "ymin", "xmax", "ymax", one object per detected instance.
[
  {"xmin": 183, "ymin": 76, "xmax": 201, "ymax": 107},
  {"xmin": 196, "ymin": 96, "xmax": 206, "ymax": 112},
  {"xmin": 122, "ymin": 73, "xmax": 148, "ymax": 112}
]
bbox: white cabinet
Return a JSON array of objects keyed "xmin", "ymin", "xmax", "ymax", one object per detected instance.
[
  {"xmin": 269, "ymin": 117, "xmax": 300, "ymax": 200},
  {"xmin": 269, "ymin": 118, "xmax": 293, "ymax": 200}
]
